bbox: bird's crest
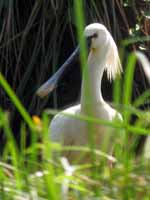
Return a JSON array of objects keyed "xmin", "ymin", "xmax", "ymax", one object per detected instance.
[{"xmin": 105, "ymin": 35, "xmax": 122, "ymax": 81}]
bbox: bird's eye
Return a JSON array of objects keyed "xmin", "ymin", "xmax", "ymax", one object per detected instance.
[{"xmin": 93, "ymin": 33, "xmax": 98, "ymax": 38}]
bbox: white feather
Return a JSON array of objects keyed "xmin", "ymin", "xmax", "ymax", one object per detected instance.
[{"xmin": 105, "ymin": 31, "xmax": 122, "ymax": 81}]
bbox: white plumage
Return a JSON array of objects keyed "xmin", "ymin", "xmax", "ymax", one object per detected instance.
[{"xmin": 37, "ymin": 23, "xmax": 123, "ymax": 162}]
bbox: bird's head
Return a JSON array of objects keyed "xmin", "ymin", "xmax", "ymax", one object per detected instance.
[
  {"xmin": 84, "ymin": 23, "xmax": 109, "ymax": 50},
  {"xmin": 36, "ymin": 23, "xmax": 122, "ymax": 97},
  {"xmin": 84, "ymin": 23, "xmax": 122, "ymax": 81}
]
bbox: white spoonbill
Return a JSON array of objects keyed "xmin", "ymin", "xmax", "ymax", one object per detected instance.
[{"xmin": 36, "ymin": 23, "xmax": 123, "ymax": 162}]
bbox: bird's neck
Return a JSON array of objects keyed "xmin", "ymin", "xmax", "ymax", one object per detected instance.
[{"xmin": 81, "ymin": 49, "xmax": 107, "ymax": 114}]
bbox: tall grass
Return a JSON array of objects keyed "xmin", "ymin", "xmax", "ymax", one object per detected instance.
[{"xmin": 0, "ymin": 0, "xmax": 150, "ymax": 199}]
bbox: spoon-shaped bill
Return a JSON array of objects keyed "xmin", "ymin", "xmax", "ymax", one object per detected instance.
[{"xmin": 36, "ymin": 46, "xmax": 80, "ymax": 98}]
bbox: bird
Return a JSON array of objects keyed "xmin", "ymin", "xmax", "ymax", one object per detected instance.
[{"xmin": 36, "ymin": 23, "xmax": 123, "ymax": 163}]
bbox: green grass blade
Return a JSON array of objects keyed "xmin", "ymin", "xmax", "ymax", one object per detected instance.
[
  {"xmin": 0, "ymin": 72, "xmax": 35, "ymax": 130},
  {"xmin": 123, "ymin": 53, "xmax": 136, "ymax": 123}
]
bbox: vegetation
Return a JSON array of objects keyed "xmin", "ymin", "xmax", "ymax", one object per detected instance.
[{"xmin": 0, "ymin": 0, "xmax": 150, "ymax": 199}]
